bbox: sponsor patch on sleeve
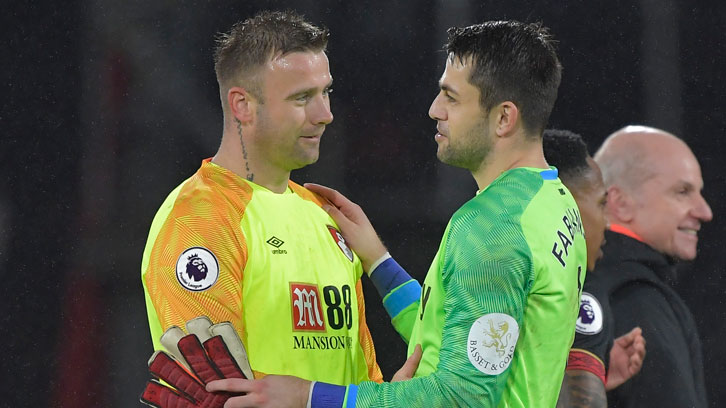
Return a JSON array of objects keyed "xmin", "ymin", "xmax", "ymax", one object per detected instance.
[
  {"xmin": 467, "ymin": 313, "xmax": 519, "ymax": 375},
  {"xmin": 575, "ymin": 292, "xmax": 603, "ymax": 335},
  {"xmin": 175, "ymin": 247, "xmax": 219, "ymax": 291}
]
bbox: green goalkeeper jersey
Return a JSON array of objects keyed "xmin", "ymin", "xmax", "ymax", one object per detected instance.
[{"xmin": 330, "ymin": 167, "xmax": 586, "ymax": 407}]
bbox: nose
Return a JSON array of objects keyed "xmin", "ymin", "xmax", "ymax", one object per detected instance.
[
  {"xmin": 310, "ymin": 95, "xmax": 333, "ymax": 125},
  {"xmin": 429, "ymin": 93, "xmax": 446, "ymax": 121},
  {"xmin": 693, "ymin": 193, "xmax": 713, "ymax": 222}
]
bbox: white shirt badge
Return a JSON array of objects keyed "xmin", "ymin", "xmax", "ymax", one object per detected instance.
[
  {"xmin": 467, "ymin": 313, "xmax": 519, "ymax": 375},
  {"xmin": 575, "ymin": 292, "xmax": 603, "ymax": 335},
  {"xmin": 176, "ymin": 247, "xmax": 219, "ymax": 291}
]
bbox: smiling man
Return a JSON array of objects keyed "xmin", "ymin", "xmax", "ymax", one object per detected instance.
[
  {"xmin": 589, "ymin": 126, "xmax": 711, "ymax": 407},
  {"xmin": 140, "ymin": 11, "xmax": 382, "ymax": 406}
]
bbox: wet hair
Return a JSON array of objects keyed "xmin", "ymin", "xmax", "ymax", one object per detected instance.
[
  {"xmin": 542, "ymin": 129, "xmax": 591, "ymax": 184},
  {"xmin": 214, "ymin": 10, "xmax": 329, "ymax": 101},
  {"xmin": 445, "ymin": 21, "xmax": 562, "ymax": 136}
]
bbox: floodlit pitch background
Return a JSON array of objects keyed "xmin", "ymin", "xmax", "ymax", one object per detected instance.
[{"xmin": 3, "ymin": 1, "xmax": 725, "ymax": 406}]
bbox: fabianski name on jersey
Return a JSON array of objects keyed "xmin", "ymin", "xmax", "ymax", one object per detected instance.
[{"xmin": 551, "ymin": 207, "xmax": 584, "ymax": 267}]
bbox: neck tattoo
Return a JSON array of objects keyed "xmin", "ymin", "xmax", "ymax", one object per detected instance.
[{"xmin": 236, "ymin": 119, "xmax": 254, "ymax": 182}]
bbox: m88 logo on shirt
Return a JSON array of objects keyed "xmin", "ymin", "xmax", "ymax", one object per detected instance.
[
  {"xmin": 290, "ymin": 282, "xmax": 354, "ymax": 350},
  {"xmin": 290, "ymin": 283, "xmax": 353, "ymax": 332}
]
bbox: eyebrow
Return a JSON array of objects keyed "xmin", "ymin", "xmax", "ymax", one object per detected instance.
[
  {"xmin": 676, "ymin": 180, "xmax": 704, "ymax": 191},
  {"xmin": 287, "ymin": 79, "xmax": 334, "ymax": 100},
  {"xmin": 439, "ymin": 83, "xmax": 459, "ymax": 96}
]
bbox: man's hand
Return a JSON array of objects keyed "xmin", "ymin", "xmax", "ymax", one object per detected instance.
[
  {"xmin": 392, "ymin": 344, "xmax": 422, "ymax": 382},
  {"xmin": 205, "ymin": 345, "xmax": 423, "ymax": 407},
  {"xmin": 140, "ymin": 316, "xmax": 253, "ymax": 407},
  {"xmin": 605, "ymin": 326, "xmax": 646, "ymax": 390},
  {"xmin": 305, "ymin": 183, "xmax": 387, "ymax": 272},
  {"xmin": 206, "ymin": 375, "xmax": 310, "ymax": 408}
]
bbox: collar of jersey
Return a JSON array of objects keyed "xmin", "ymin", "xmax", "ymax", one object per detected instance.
[
  {"xmin": 476, "ymin": 166, "xmax": 556, "ymax": 195},
  {"xmin": 204, "ymin": 159, "xmax": 294, "ymax": 194},
  {"xmin": 240, "ymin": 178, "xmax": 294, "ymax": 194}
]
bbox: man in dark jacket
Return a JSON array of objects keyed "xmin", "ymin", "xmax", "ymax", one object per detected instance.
[{"xmin": 584, "ymin": 125, "xmax": 712, "ymax": 407}]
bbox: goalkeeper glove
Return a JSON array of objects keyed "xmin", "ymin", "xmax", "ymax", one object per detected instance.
[{"xmin": 140, "ymin": 316, "xmax": 253, "ymax": 408}]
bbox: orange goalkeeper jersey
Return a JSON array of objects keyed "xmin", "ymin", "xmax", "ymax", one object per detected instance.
[{"xmin": 141, "ymin": 159, "xmax": 382, "ymax": 385}]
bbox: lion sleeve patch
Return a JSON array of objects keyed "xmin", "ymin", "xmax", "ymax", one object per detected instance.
[
  {"xmin": 467, "ymin": 313, "xmax": 519, "ymax": 375},
  {"xmin": 176, "ymin": 247, "xmax": 220, "ymax": 291},
  {"xmin": 575, "ymin": 292, "xmax": 603, "ymax": 335}
]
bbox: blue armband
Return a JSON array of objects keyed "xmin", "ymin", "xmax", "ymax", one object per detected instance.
[
  {"xmin": 370, "ymin": 257, "xmax": 420, "ymax": 320},
  {"xmin": 310, "ymin": 382, "xmax": 349, "ymax": 408},
  {"xmin": 369, "ymin": 257, "xmax": 411, "ymax": 297}
]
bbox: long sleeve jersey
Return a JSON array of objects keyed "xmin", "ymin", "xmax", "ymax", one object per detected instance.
[
  {"xmin": 312, "ymin": 167, "xmax": 587, "ymax": 407},
  {"xmin": 142, "ymin": 159, "xmax": 382, "ymax": 385}
]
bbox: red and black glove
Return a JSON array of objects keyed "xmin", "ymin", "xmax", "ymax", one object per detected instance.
[{"xmin": 141, "ymin": 316, "xmax": 253, "ymax": 408}]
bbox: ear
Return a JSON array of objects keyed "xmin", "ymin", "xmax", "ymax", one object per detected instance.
[
  {"xmin": 605, "ymin": 185, "xmax": 635, "ymax": 223},
  {"xmin": 227, "ymin": 86, "xmax": 257, "ymax": 125},
  {"xmin": 493, "ymin": 101, "xmax": 519, "ymax": 138}
]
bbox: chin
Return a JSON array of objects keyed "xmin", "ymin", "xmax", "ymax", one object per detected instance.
[
  {"xmin": 678, "ymin": 251, "xmax": 698, "ymax": 262},
  {"xmin": 437, "ymin": 152, "xmax": 460, "ymax": 167},
  {"xmin": 671, "ymin": 247, "xmax": 698, "ymax": 262},
  {"xmin": 299, "ymin": 151, "xmax": 321, "ymax": 164}
]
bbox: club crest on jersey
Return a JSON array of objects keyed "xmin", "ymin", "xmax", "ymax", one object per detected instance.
[
  {"xmin": 327, "ymin": 225, "xmax": 353, "ymax": 262},
  {"xmin": 176, "ymin": 247, "xmax": 219, "ymax": 292},
  {"xmin": 290, "ymin": 283, "xmax": 326, "ymax": 332},
  {"xmin": 575, "ymin": 292, "xmax": 603, "ymax": 335},
  {"xmin": 467, "ymin": 313, "xmax": 519, "ymax": 375}
]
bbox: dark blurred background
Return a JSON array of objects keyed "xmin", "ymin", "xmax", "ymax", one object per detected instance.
[{"xmin": 3, "ymin": 0, "xmax": 725, "ymax": 406}]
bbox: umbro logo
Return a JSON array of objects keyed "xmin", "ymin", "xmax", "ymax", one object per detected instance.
[
  {"xmin": 267, "ymin": 236, "xmax": 284, "ymax": 248},
  {"xmin": 267, "ymin": 236, "xmax": 287, "ymax": 254}
]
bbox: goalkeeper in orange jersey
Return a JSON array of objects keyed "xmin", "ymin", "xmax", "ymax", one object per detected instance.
[{"xmin": 140, "ymin": 11, "xmax": 384, "ymax": 402}]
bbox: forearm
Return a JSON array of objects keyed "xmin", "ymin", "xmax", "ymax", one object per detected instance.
[
  {"xmin": 312, "ymin": 369, "xmax": 503, "ymax": 408},
  {"xmin": 556, "ymin": 370, "xmax": 607, "ymax": 408}
]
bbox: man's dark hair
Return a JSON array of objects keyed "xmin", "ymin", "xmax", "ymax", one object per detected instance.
[
  {"xmin": 445, "ymin": 21, "xmax": 562, "ymax": 136},
  {"xmin": 542, "ymin": 129, "xmax": 591, "ymax": 184},
  {"xmin": 214, "ymin": 10, "xmax": 329, "ymax": 100}
]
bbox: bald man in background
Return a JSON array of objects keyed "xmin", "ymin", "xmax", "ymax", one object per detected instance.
[{"xmin": 582, "ymin": 126, "xmax": 711, "ymax": 407}]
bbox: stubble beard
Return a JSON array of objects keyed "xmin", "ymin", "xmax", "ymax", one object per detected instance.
[
  {"xmin": 438, "ymin": 120, "xmax": 492, "ymax": 172},
  {"xmin": 256, "ymin": 107, "xmax": 320, "ymax": 172}
]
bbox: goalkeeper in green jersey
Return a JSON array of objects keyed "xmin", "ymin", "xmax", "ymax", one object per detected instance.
[{"xmin": 206, "ymin": 20, "xmax": 586, "ymax": 407}]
